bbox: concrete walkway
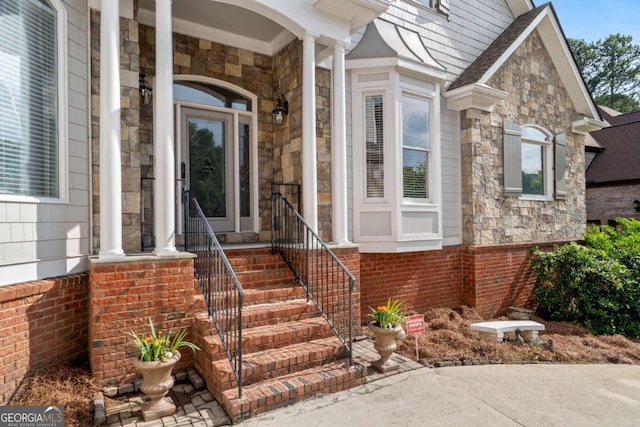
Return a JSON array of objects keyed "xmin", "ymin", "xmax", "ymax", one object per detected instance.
[
  {"xmin": 104, "ymin": 340, "xmax": 640, "ymax": 427},
  {"xmin": 239, "ymin": 364, "xmax": 640, "ymax": 427}
]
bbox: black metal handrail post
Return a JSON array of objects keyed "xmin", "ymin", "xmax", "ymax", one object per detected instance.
[
  {"xmin": 184, "ymin": 191, "xmax": 245, "ymax": 398},
  {"xmin": 271, "ymin": 187, "xmax": 355, "ymax": 364}
]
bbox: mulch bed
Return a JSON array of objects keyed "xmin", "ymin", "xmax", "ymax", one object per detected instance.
[
  {"xmin": 8, "ymin": 365, "xmax": 102, "ymax": 427},
  {"xmin": 392, "ymin": 307, "xmax": 640, "ymax": 365}
]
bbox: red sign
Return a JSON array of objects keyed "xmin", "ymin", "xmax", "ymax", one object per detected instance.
[{"xmin": 405, "ymin": 314, "xmax": 425, "ymax": 334}]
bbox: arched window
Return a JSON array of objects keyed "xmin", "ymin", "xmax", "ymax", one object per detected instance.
[{"xmin": 521, "ymin": 125, "xmax": 552, "ymax": 197}]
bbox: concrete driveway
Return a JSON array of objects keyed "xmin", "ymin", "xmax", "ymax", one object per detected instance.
[{"xmin": 239, "ymin": 364, "xmax": 640, "ymax": 426}]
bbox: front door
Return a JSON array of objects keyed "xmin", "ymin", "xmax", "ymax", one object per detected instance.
[{"xmin": 181, "ymin": 107, "xmax": 234, "ymax": 232}]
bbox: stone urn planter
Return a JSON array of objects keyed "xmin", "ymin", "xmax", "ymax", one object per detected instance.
[
  {"xmin": 132, "ymin": 350, "xmax": 181, "ymax": 421},
  {"xmin": 369, "ymin": 323, "xmax": 406, "ymax": 373}
]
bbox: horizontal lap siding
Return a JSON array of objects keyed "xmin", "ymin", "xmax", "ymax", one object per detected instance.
[{"xmin": 0, "ymin": 0, "xmax": 90, "ymax": 286}]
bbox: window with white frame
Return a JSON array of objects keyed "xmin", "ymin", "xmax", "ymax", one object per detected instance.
[
  {"xmin": 351, "ymin": 69, "xmax": 442, "ymax": 251},
  {"xmin": 365, "ymin": 94, "xmax": 385, "ymax": 198},
  {"xmin": 0, "ymin": 0, "xmax": 63, "ymax": 199},
  {"xmin": 503, "ymin": 120, "xmax": 567, "ymax": 200},
  {"xmin": 407, "ymin": 0, "xmax": 449, "ymax": 15},
  {"xmin": 521, "ymin": 126, "xmax": 551, "ymax": 197},
  {"xmin": 401, "ymin": 94, "xmax": 430, "ymax": 200}
]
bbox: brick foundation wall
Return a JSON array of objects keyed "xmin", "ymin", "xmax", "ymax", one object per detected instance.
[
  {"xmin": 586, "ymin": 183, "xmax": 640, "ymax": 225},
  {"xmin": 359, "ymin": 247, "xmax": 463, "ymax": 323},
  {"xmin": 89, "ymin": 254, "xmax": 205, "ymax": 385},
  {"xmin": 0, "ymin": 275, "xmax": 89, "ymax": 404},
  {"xmin": 462, "ymin": 242, "xmax": 561, "ymax": 318},
  {"xmin": 332, "ymin": 246, "xmax": 361, "ymax": 332}
]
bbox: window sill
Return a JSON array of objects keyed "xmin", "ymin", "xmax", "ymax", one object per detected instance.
[
  {"xmin": 519, "ymin": 195, "xmax": 553, "ymax": 202},
  {"xmin": 0, "ymin": 194, "xmax": 69, "ymax": 204}
]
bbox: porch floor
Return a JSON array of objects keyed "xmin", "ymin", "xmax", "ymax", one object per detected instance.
[{"xmin": 103, "ymin": 338, "xmax": 424, "ymax": 426}]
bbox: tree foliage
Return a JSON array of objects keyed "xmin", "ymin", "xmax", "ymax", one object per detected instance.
[
  {"xmin": 530, "ymin": 218, "xmax": 640, "ymax": 337},
  {"xmin": 569, "ymin": 34, "xmax": 640, "ymax": 113}
]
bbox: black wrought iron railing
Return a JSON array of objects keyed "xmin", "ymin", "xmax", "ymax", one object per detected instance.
[
  {"xmin": 271, "ymin": 187, "xmax": 356, "ymax": 364},
  {"xmin": 184, "ymin": 192, "xmax": 245, "ymax": 398}
]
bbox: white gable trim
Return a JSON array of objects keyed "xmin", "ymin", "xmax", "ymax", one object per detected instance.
[
  {"xmin": 466, "ymin": 5, "xmax": 600, "ymax": 119},
  {"xmin": 505, "ymin": 0, "xmax": 534, "ymax": 18},
  {"xmin": 474, "ymin": 9, "xmax": 546, "ymax": 89},
  {"xmin": 444, "ymin": 83, "xmax": 509, "ymax": 112},
  {"xmin": 572, "ymin": 117, "xmax": 609, "ymax": 135}
]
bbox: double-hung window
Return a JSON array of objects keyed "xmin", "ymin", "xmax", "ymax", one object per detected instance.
[
  {"xmin": 401, "ymin": 94, "xmax": 430, "ymax": 200},
  {"xmin": 365, "ymin": 94, "xmax": 385, "ymax": 199},
  {"xmin": 0, "ymin": 0, "xmax": 64, "ymax": 199}
]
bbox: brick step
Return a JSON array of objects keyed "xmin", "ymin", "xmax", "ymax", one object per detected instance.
[
  {"xmin": 195, "ymin": 299, "xmax": 318, "ymax": 331},
  {"xmin": 229, "ymin": 255, "xmax": 290, "ymax": 273},
  {"xmin": 212, "ymin": 336, "xmax": 346, "ymax": 392},
  {"xmin": 203, "ymin": 317, "xmax": 333, "ymax": 361},
  {"xmin": 206, "ymin": 283, "xmax": 306, "ymax": 308},
  {"xmin": 221, "ymin": 361, "xmax": 367, "ymax": 422},
  {"xmin": 227, "ymin": 253, "xmax": 289, "ymax": 271},
  {"xmin": 241, "ymin": 299, "xmax": 319, "ymax": 329},
  {"xmin": 241, "ymin": 284, "xmax": 307, "ymax": 306},
  {"xmin": 235, "ymin": 268, "xmax": 296, "ymax": 289}
]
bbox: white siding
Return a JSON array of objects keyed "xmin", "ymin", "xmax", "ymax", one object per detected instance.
[
  {"xmin": 346, "ymin": 0, "xmax": 514, "ymax": 246},
  {"xmin": 0, "ymin": 0, "xmax": 90, "ymax": 286}
]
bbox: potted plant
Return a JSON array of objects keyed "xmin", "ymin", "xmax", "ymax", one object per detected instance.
[
  {"xmin": 368, "ymin": 298, "xmax": 407, "ymax": 372},
  {"xmin": 128, "ymin": 318, "xmax": 200, "ymax": 421}
]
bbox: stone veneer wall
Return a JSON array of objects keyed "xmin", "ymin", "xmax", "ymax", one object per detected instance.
[
  {"xmin": 90, "ymin": 11, "xmax": 142, "ymax": 253},
  {"xmin": 272, "ymin": 41, "xmax": 333, "ymax": 241},
  {"xmin": 91, "ymin": 17, "xmax": 334, "ymax": 247},
  {"xmin": 460, "ymin": 30, "xmax": 586, "ymax": 246},
  {"xmin": 0, "ymin": 275, "xmax": 89, "ymax": 404},
  {"xmin": 139, "ymin": 25, "xmax": 276, "ymax": 243}
]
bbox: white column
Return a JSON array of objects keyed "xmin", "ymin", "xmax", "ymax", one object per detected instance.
[
  {"xmin": 98, "ymin": 0, "xmax": 124, "ymax": 259},
  {"xmin": 153, "ymin": 0, "xmax": 177, "ymax": 255},
  {"xmin": 302, "ymin": 33, "xmax": 318, "ymax": 233},
  {"xmin": 331, "ymin": 43, "xmax": 349, "ymax": 244}
]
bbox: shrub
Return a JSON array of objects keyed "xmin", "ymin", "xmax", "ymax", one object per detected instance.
[{"xmin": 530, "ymin": 219, "xmax": 640, "ymax": 337}]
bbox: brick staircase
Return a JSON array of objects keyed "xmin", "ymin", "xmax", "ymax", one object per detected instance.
[{"xmin": 193, "ymin": 247, "xmax": 366, "ymax": 422}]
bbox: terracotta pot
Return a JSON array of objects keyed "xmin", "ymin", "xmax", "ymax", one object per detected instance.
[
  {"xmin": 132, "ymin": 350, "xmax": 181, "ymax": 421},
  {"xmin": 369, "ymin": 323, "xmax": 406, "ymax": 373}
]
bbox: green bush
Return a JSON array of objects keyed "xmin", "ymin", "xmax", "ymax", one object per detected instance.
[{"xmin": 530, "ymin": 218, "xmax": 640, "ymax": 337}]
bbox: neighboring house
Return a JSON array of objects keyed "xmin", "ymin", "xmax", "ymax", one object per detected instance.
[
  {"xmin": 1, "ymin": 0, "xmax": 606, "ymax": 413},
  {"xmin": 586, "ymin": 107, "xmax": 640, "ymax": 226}
]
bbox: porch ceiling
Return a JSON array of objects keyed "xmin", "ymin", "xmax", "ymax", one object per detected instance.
[
  {"xmin": 139, "ymin": 0, "xmax": 295, "ymax": 55},
  {"xmin": 138, "ymin": 0, "xmax": 389, "ymax": 56}
]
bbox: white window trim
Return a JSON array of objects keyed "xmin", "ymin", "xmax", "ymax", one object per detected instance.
[
  {"xmin": 172, "ymin": 75, "xmax": 259, "ymax": 233},
  {"xmin": 0, "ymin": 0, "xmax": 69, "ymax": 204},
  {"xmin": 519, "ymin": 124, "xmax": 553, "ymax": 201},
  {"xmin": 362, "ymin": 90, "xmax": 388, "ymax": 204},
  {"xmin": 406, "ymin": 0, "xmax": 433, "ymax": 11},
  {"xmin": 351, "ymin": 67, "xmax": 443, "ymax": 251},
  {"xmin": 400, "ymin": 91, "xmax": 436, "ymax": 206}
]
